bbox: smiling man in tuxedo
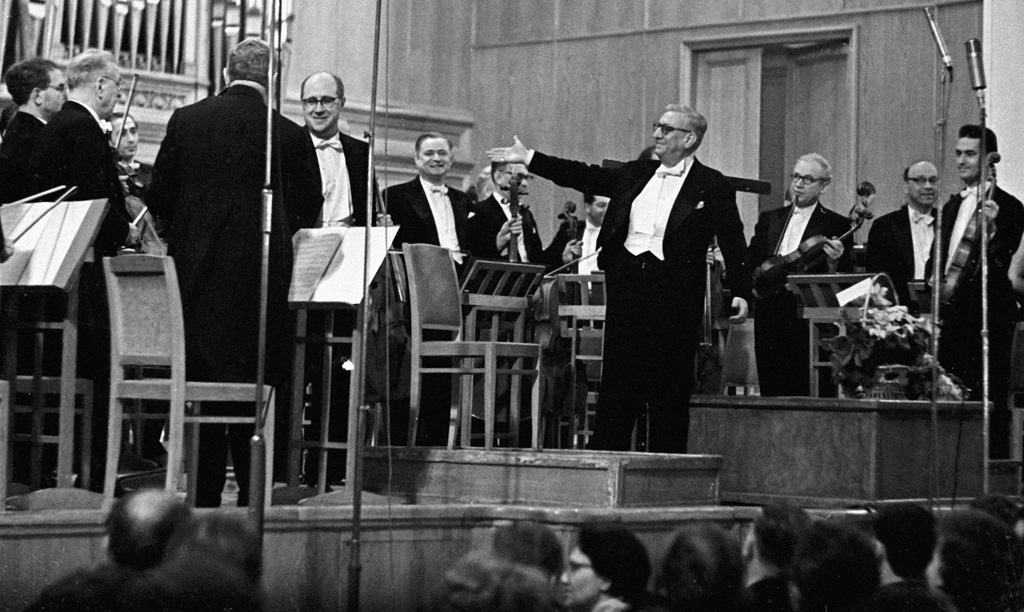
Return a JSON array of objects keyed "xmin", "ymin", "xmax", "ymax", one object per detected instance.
[{"xmin": 487, "ymin": 105, "xmax": 750, "ymax": 453}]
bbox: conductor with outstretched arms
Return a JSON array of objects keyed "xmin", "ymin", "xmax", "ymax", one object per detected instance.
[{"xmin": 488, "ymin": 104, "xmax": 750, "ymax": 453}]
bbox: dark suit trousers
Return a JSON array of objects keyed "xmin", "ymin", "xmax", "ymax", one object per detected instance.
[
  {"xmin": 590, "ymin": 251, "xmax": 700, "ymax": 453},
  {"xmin": 753, "ymin": 291, "xmax": 810, "ymax": 397}
]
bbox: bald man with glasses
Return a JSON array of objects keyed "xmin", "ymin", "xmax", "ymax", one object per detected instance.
[
  {"xmin": 747, "ymin": 153, "xmax": 853, "ymax": 397},
  {"xmin": 488, "ymin": 105, "xmax": 750, "ymax": 453},
  {"xmin": 865, "ymin": 162, "xmax": 939, "ymax": 309}
]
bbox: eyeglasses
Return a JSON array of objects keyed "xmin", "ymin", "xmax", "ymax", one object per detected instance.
[
  {"xmin": 653, "ymin": 122, "xmax": 692, "ymax": 136},
  {"xmin": 791, "ymin": 173, "xmax": 826, "ymax": 185},
  {"xmin": 908, "ymin": 176, "xmax": 939, "ymax": 186},
  {"xmin": 302, "ymin": 96, "xmax": 339, "ymax": 108},
  {"xmin": 45, "ymin": 84, "xmax": 68, "ymax": 93}
]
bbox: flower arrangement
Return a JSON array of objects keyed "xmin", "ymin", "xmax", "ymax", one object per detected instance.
[{"xmin": 821, "ymin": 305, "xmax": 965, "ymax": 400}]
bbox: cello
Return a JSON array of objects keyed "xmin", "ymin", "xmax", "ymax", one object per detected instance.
[
  {"xmin": 507, "ymin": 173, "xmax": 523, "ymax": 262},
  {"xmin": 752, "ymin": 181, "xmax": 875, "ymax": 298}
]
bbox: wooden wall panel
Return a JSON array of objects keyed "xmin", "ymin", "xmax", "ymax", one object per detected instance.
[
  {"xmin": 648, "ymin": 0, "xmax": 742, "ymax": 28},
  {"xmin": 742, "ymin": 0, "xmax": 844, "ymax": 20},
  {"xmin": 474, "ymin": 0, "xmax": 556, "ymax": 46},
  {"xmin": 556, "ymin": 0, "xmax": 646, "ymax": 37}
]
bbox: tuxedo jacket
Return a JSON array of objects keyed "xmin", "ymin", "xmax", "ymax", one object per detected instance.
[
  {"xmin": 865, "ymin": 204, "xmax": 929, "ymax": 307},
  {"xmin": 467, "ymin": 194, "xmax": 545, "ymax": 263},
  {"xmin": 382, "ymin": 177, "xmax": 471, "ymax": 251},
  {"xmin": 746, "ymin": 202, "xmax": 855, "ymax": 283},
  {"xmin": 0, "ymin": 111, "xmax": 45, "ymax": 204},
  {"xmin": 147, "ymin": 84, "xmax": 323, "ymax": 383},
  {"xmin": 304, "ymin": 127, "xmax": 378, "ymax": 227},
  {"xmin": 935, "ymin": 185, "xmax": 1024, "ymax": 317},
  {"xmin": 529, "ymin": 152, "xmax": 751, "ymax": 302},
  {"xmin": 28, "ymin": 101, "xmax": 132, "ymax": 256}
]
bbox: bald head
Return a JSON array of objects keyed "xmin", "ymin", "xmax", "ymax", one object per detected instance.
[
  {"xmin": 903, "ymin": 160, "xmax": 939, "ymax": 212},
  {"xmin": 301, "ymin": 72, "xmax": 346, "ymax": 140},
  {"xmin": 106, "ymin": 489, "xmax": 194, "ymax": 571}
]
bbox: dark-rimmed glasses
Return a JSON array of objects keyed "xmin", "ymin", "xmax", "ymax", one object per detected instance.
[
  {"xmin": 302, "ymin": 96, "xmax": 339, "ymax": 108},
  {"xmin": 653, "ymin": 123, "xmax": 692, "ymax": 136}
]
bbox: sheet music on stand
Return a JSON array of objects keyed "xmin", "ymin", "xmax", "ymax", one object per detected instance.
[
  {"xmin": 0, "ymin": 199, "xmax": 108, "ymax": 289},
  {"xmin": 289, "ymin": 226, "xmax": 399, "ymax": 307}
]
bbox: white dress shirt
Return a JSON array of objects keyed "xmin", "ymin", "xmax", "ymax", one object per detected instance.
[
  {"xmin": 578, "ymin": 220, "xmax": 601, "ymax": 275},
  {"xmin": 495, "ymin": 194, "xmax": 529, "ymax": 262},
  {"xmin": 778, "ymin": 203, "xmax": 818, "ymax": 255},
  {"xmin": 907, "ymin": 206, "xmax": 935, "ymax": 279},
  {"xmin": 420, "ymin": 177, "xmax": 463, "ymax": 264},
  {"xmin": 946, "ymin": 184, "xmax": 990, "ymax": 272},
  {"xmin": 311, "ymin": 133, "xmax": 353, "ymax": 225},
  {"xmin": 624, "ymin": 156, "xmax": 691, "ymax": 259}
]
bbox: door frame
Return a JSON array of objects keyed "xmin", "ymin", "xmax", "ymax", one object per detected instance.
[{"xmin": 679, "ymin": 24, "xmax": 860, "ymax": 209}]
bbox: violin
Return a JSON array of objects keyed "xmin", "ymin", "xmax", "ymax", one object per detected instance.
[
  {"xmin": 507, "ymin": 173, "xmax": 523, "ymax": 263},
  {"xmin": 752, "ymin": 181, "xmax": 875, "ymax": 299},
  {"xmin": 694, "ymin": 238, "xmax": 724, "ymax": 393},
  {"xmin": 941, "ymin": 153, "xmax": 1000, "ymax": 306}
]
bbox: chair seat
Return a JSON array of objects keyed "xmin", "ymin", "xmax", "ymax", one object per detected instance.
[
  {"xmin": 115, "ymin": 380, "xmax": 273, "ymax": 403},
  {"xmin": 419, "ymin": 341, "xmax": 540, "ymax": 359}
]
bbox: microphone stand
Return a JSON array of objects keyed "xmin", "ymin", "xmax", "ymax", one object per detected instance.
[
  {"xmin": 349, "ymin": 0, "xmax": 385, "ymax": 609},
  {"xmin": 925, "ymin": 6, "xmax": 953, "ymax": 507},
  {"xmin": 977, "ymin": 98, "xmax": 991, "ymax": 494}
]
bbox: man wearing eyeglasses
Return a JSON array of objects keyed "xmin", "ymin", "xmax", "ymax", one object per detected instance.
[
  {"xmin": 468, "ymin": 161, "xmax": 545, "ymax": 263},
  {"xmin": 864, "ymin": 161, "xmax": 938, "ymax": 309},
  {"xmin": 300, "ymin": 71, "xmax": 380, "ymax": 227},
  {"xmin": 0, "ymin": 58, "xmax": 66, "ymax": 203},
  {"xmin": 148, "ymin": 39, "xmax": 323, "ymax": 506},
  {"xmin": 747, "ymin": 153, "xmax": 852, "ymax": 397},
  {"xmin": 487, "ymin": 105, "xmax": 750, "ymax": 453}
]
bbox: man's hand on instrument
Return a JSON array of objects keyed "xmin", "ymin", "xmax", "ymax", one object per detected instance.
[
  {"xmin": 126, "ymin": 223, "xmax": 143, "ymax": 247},
  {"xmin": 486, "ymin": 136, "xmax": 533, "ymax": 166},
  {"xmin": 497, "ymin": 217, "xmax": 524, "ymax": 251},
  {"xmin": 982, "ymin": 199, "xmax": 999, "ymax": 235},
  {"xmin": 729, "ymin": 297, "xmax": 748, "ymax": 325},
  {"xmin": 562, "ymin": 239, "xmax": 582, "ymax": 263},
  {"xmin": 823, "ymin": 238, "xmax": 844, "ymax": 262},
  {"xmin": 376, "ymin": 212, "xmax": 394, "ymax": 227}
]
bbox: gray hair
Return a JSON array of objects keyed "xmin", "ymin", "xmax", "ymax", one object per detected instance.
[
  {"xmin": 66, "ymin": 49, "xmax": 116, "ymax": 90},
  {"xmin": 664, "ymin": 104, "xmax": 708, "ymax": 145},
  {"xmin": 796, "ymin": 153, "xmax": 832, "ymax": 182},
  {"xmin": 227, "ymin": 38, "xmax": 269, "ymax": 88}
]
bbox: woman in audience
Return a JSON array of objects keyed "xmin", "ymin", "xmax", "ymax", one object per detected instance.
[
  {"xmin": 431, "ymin": 552, "xmax": 555, "ymax": 612},
  {"xmin": 492, "ymin": 520, "xmax": 565, "ymax": 585}
]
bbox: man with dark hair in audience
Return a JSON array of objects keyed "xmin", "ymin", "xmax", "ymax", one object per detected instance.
[
  {"xmin": 564, "ymin": 522, "xmax": 671, "ymax": 612},
  {"xmin": 656, "ymin": 522, "xmax": 742, "ymax": 612},
  {"xmin": 24, "ymin": 489, "xmax": 193, "ymax": 612},
  {"xmin": 0, "ymin": 57, "xmax": 66, "ymax": 203},
  {"xmin": 148, "ymin": 38, "xmax": 323, "ymax": 505},
  {"xmin": 862, "ymin": 503, "xmax": 953, "ymax": 612},
  {"xmin": 738, "ymin": 503, "xmax": 811, "ymax": 612},
  {"xmin": 491, "ymin": 520, "xmax": 564, "ymax": 585},
  {"xmin": 789, "ymin": 521, "xmax": 880, "ymax": 612},
  {"xmin": 927, "ymin": 509, "xmax": 1020, "ymax": 612}
]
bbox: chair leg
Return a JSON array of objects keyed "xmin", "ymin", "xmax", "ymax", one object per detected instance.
[
  {"xmin": 408, "ymin": 359, "xmax": 422, "ymax": 448},
  {"xmin": 264, "ymin": 389, "xmax": 275, "ymax": 509},
  {"xmin": 102, "ymin": 397, "xmax": 124, "ymax": 510},
  {"xmin": 484, "ymin": 346, "xmax": 496, "ymax": 451},
  {"xmin": 0, "ymin": 381, "xmax": 10, "ymax": 508},
  {"xmin": 531, "ymin": 356, "xmax": 541, "ymax": 450},
  {"xmin": 1011, "ymin": 407, "xmax": 1024, "ymax": 464},
  {"xmin": 460, "ymin": 360, "xmax": 473, "ymax": 449},
  {"xmin": 509, "ymin": 356, "xmax": 522, "ymax": 448},
  {"xmin": 447, "ymin": 372, "xmax": 460, "ymax": 450},
  {"xmin": 79, "ymin": 381, "xmax": 93, "ymax": 490}
]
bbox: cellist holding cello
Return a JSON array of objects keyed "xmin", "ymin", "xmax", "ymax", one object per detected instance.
[
  {"xmin": 936, "ymin": 125, "xmax": 1024, "ymax": 459},
  {"xmin": 746, "ymin": 153, "xmax": 855, "ymax": 397}
]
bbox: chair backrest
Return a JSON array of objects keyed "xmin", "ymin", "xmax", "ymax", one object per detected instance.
[
  {"xmin": 103, "ymin": 255, "xmax": 185, "ymax": 374},
  {"xmin": 402, "ymin": 243, "xmax": 463, "ymax": 335}
]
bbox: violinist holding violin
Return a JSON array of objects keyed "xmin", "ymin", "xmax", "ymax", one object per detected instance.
[
  {"xmin": 747, "ymin": 153, "xmax": 853, "ymax": 397},
  {"xmin": 936, "ymin": 125, "xmax": 1024, "ymax": 459}
]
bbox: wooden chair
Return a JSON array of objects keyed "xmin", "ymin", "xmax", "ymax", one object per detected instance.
[
  {"xmin": 555, "ymin": 274, "xmax": 605, "ymax": 449},
  {"xmin": 402, "ymin": 244, "xmax": 541, "ymax": 450},
  {"xmin": 101, "ymin": 255, "xmax": 274, "ymax": 508}
]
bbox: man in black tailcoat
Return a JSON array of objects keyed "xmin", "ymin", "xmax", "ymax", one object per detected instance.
[
  {"xmin": 746, "ymin": 153, "xmax": 852, "ymax": 397},
  {"xmin": 147, "ymin": 39, "xmax": 323, "ymax": 506},
  {"xmin": 488, "ymin": 104, "xmax": 750, "ymax": 453},
  {"xmin": 935, "ymin": 125, "xmax": 1024, "ymax": 458},
  {"xmin": 865, "ymin": 161, "xmax": 938, "ymax": 310},
  {"xmin": 0, "ymin": 57, "xmax": 66, "ymax": 204},
  {"xmin": 468, "ymin": 161, "xmax": 545, "ymax": 264}
]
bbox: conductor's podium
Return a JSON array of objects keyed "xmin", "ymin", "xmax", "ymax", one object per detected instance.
[{"xmin": 689, "ymin": 394, "xmax": 986, "ymax": 506}]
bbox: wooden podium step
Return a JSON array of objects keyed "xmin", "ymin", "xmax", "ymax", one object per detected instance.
[{"xmin": 362, "ymin": 448, "xmax": 722, "ymax": 507}]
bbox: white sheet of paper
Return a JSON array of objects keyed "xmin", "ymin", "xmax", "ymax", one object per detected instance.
[{"xmin": 289, "ymin": 226, "xmax": 399, "ymax": 306}]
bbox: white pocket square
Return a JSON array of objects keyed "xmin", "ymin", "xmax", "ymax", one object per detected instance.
[{"xmin": 695, "ymin": 201, "xmax": 705, "ymax": 210}]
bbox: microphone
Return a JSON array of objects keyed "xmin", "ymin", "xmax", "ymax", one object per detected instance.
[
  {"xmin": 965, "ymin": 38, "xmax": 986, "ymax": 105},
  {"xmin": 924, "ymin": 7, "xmax": 953, "ymax": 78}
]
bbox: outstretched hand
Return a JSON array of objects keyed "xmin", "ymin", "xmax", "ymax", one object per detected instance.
[{"xmin": 486, "ymin": 136, "xmax": 531, "ymax": 165}]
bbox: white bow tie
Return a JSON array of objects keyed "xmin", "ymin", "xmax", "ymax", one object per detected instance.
[
  {"xmin": 430, "ymin": 185, "xmax": 448, "ymax": 196},
  {"xmin": 655, "ymin": 168, "xmax": 683, "ymax": 178},
  {"xmin": 911, "ymin": 211, "xmax": 933, "ymax": 225},
  {"xmin": 99, "ymin": 120, "xmax": 113, "ymax": 134},
  {"xmin": 317, "ymin": 138, "xmax": 342, "ymax": 152}
]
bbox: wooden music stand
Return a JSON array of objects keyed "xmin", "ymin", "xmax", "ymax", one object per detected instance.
[
  {"xmin": 0, "ymin": 199, "xmax": 108, "ymax": 503},
  {"xmin": 786, "ymin": 273, "xmax": 874, "ymax": 398},
  {"xmin": 459, "ymin": 257, "xmax": 546, "ymax": 343},
  {"xmin": 286, "ymin": 226, "xmax": 397, "ymax": 496}
]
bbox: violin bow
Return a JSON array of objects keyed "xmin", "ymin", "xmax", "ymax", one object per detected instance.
[
  {"xmin": 10, "ymin": 186, "xmax": 79, "ymax": 243},
  {"xmin": 114, "ymin": 73, "xmax": 140, "ymax": 151}
]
